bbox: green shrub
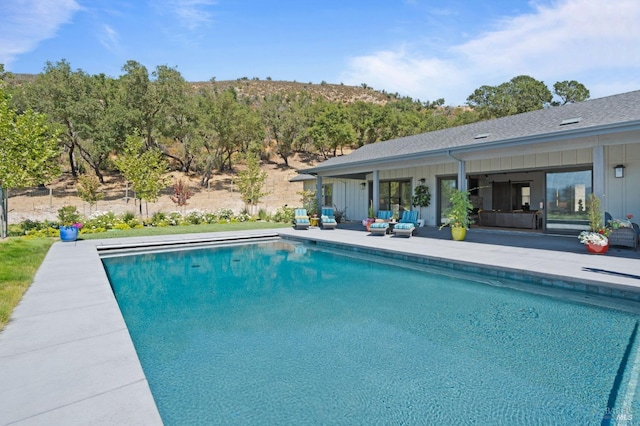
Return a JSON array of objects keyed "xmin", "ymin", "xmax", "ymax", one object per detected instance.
[
  {"xmin": 258, "ymin": 208, "xmax": 269, "ymax": 221},
  {"xmin": 216, "ymin": 208, "xmax": 234, "ymax": 221},
  {"xmin": 202, "ymin": 212, "xmax": 217, "ymax": 224},
  {"xmin": 24, "ymin": 227, "xmax": 59, "ymax": 238},
  {"xmin": 273, "ymin": 205, "xmax": 294, "ymax": 223},
  {"xmin": 57, "ymin": 206, "xmax": 81, "ymax": 226},
  {"xmin": 185, "ymin": 210, "xmax": 203, "ymax": 225},
  {"xmin": 84, "ymin": 211, "xmax": 117, "ymax": 230}
]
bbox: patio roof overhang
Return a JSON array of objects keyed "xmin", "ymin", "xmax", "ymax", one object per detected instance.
[{"xmin": 301, "ymin": 119, "xmax": 640, "ymax": 179}]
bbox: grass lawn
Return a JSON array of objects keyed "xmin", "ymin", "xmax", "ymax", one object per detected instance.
[
  {"xmin": 0, "ymin": 238, "xmax": 53, "ymax": 331},
  {"xmin": 0, "ymin": 221, "xmax": 291, "ymax": 331}
]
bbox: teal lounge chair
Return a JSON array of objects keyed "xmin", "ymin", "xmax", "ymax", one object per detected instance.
[
  {"xmin": 369, "ymin": 210, "xmax": 394, "ymax": 235},
  {"xmin": 377, "ymin": 210, "xmax": 393, "ymax": 220},
  {"xmin": 294, "ymin": 208, "xmax": 310, "ymax": 230},
  {"xmin": 394, "ymin": 210, "xmax": 418, "ymax": 237},
  {"xmin": 320, "ymin": 208, "xmax": 337, "ymax": 229}
]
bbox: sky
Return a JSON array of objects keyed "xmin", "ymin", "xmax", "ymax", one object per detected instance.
[{"xmin": 1, "ymin": 0, "xmax": 639, "ymax": 106}]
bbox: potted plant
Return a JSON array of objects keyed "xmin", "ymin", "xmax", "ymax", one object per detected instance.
[
  {"xmin": 578, "ymin": 194, "xmax": 610, "ymax": 254},
  {"xmin": 439, "ymin": 188, "xmax": 473, "ymax": 241},
  {"xmin": 411, "ymin": 184, "xmax": 431, "ymax": 208},
  {"xmin": 411, "ymin": 184, "xmax": 431, "ymax": 225},
  {"xmin": 57, "ymin": 205, "xmax": 83, "ymax": 242}
]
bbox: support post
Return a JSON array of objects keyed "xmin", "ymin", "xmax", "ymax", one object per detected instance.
[
  {"xmin": 316, "ymin": 176, "xmax": 323, "ymax": 212},
  {"xmin": 373, "ymin": 170, "xmax": 380, "ymax": 212},
  {"xmin": 592, "ymin": 145, "xmax": 606, "ymax": 201}
]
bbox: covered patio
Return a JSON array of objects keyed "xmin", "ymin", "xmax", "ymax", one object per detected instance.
[{"xmin": 328, "ymin": 221, "xmax": 640, "ymax": 260}]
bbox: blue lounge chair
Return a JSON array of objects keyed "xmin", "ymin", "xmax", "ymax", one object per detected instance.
[
  {"xmin": 369, "ymin": 210, "xmax": 394, "ymax": 235},
  {"xmin": 294, "ymin": 208, "xmax": 310, "ymax": 230},
  {"xmin": 394, "ymin": 210, "xmax": 418, "ymax": 237},
  {"xmin": 320, "ymin": 208, "xmax": 337, "ymax": 229},
  {"xmin": 377, "ymin": 210, "xmax": 393, "ymax": 220}
]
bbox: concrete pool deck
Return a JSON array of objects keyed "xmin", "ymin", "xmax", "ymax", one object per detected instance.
[{"xmin": 1, "ymin": 226, "xmax": 640, "ymax": 424}]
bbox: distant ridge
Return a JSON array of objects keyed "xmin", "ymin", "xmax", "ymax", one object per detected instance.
[
  {"xmin": 194, "ymin": 79, "xmax": 397, "ymax": 105},
  {"xmin": 8, "ymin": 73, "xmax": 400, "ymax": 105}
]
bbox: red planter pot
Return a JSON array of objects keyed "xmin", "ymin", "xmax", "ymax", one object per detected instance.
[{"xmin": 586, "ymin": 242, "xmax": 609, "ymax": 254}]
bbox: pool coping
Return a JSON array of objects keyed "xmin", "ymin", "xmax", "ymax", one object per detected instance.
[{"xmin": 1, "ymin": 228, "xmax": 640, "ymax": 424}]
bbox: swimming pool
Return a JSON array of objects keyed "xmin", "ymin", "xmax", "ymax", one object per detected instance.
[{"xmin": 102, "ymin": 239, "xmax": 640, "ymax": 424}]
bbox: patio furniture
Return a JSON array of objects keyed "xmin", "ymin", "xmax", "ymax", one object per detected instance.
[
  {"xmin": 377, "ymin": 210, "xmax": 393, "ymax": 220},
  {"xmin": 609, "ymin": 226, "xmax": 638, "ymax": 250},
  {"xmin": 478, "ymin": 210, "xmax": 539, "ymax": 229},
  {"xmin": 294, "ymin": 209, "xmax": 310, "ymax": 230},
  {"xmin": 393, "ymin": 210, "xmax": 418, "ymax": 237},
  {"xmin": 369, "ymin": 210, "xmax": 394, "ymax": 235},
  {"xmin": 393, "ymin": 222, "xmax": 415, "ymax": 237},
  {"xmin": 320, "ymin": 208, "xmax": 337, "ymax": 229},
  {"xmin": 369, "ymin": 220, "xmax": 389, "ymax": 235}
]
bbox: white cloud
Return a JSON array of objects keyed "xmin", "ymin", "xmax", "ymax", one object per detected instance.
[
  {"xmin": 341, "ymin": 0, "xmax": 640, "ymax": 105},
  {"xmin": 342, "ymin": 48, "xmax": 464, "ymax": 103},
  {"xmin": 154, "ymin": 0, "xmax": 217, "ymax": 31},
  {"xmin": 0, "ymin": 0, "xmax": 81, "ymax": 66},
  {"xmin": 457, "ymin": 0, "xmax": 640, "ymax": 77},
  {"xmin": 98, "ymin": 24, "xmax": 120, "ymax": 53}
]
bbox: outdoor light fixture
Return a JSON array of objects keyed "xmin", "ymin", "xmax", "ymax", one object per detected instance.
[
  {"xmin": 360, "ymin": 182, "xmax": 366, "ymax": 190},
  {"xmin": 418, "ymin": 178, "xmax": 426, "ymax": 184},
  {"xmin": 614, "ymin": 164, "xmax": 625, "ymax": 178}
]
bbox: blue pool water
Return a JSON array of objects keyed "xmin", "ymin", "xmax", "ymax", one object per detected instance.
[{"xmin": 102, "ymin": 240, "xmax": 640, "ymax": 424}]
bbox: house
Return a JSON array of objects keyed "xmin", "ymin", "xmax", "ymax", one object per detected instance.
[{"xmin": 299, "ymin": 90, "xmax": 640, "ymax": 232}]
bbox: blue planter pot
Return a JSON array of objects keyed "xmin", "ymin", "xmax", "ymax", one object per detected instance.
[{"xmin": 59, "ymin": 226, "xmax": 79, "ymax": 242}]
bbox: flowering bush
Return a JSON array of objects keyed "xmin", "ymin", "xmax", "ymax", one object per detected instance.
[
  {"xmin": 579, "ymin": 194, "xmax": 610, "ymax": 246},
  {"xmin": 18, "ymin": 206, "xmax": 290, "ymax": 239},
  {"xmin": 578, "ymin": 231, "xmax": 609, "ymax": 246},
  {"xmin": 85, "ymin": 211, "xmax": 117, "ymax": 230}
]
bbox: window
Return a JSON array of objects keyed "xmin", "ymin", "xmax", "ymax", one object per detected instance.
[
  {"xmin": 371, "ymin": 180, "xmax": 411, "ymax": 213},
  {"xmin": 521, "ymin": 186, "xmax": 531, "ymax": 209},
  {"xmin": 322, "ymin": 184, "xmax": 333, "ymax": 207}
]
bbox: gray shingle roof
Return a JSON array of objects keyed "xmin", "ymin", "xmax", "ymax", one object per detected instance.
[{"xmin": 306, "ymin": 90, "xmax": 640, "ymax": 173}]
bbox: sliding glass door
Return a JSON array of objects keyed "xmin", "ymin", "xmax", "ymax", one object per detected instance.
[
  {"xmin": 438, "ymin": 177, "xmax": 457, "ymax": 225},
  {"xmin": 371, "ymin": 180, "xmax": 412, "ymax": 214},
  {"xmin": 545, "ymin": 170, "xmax": 591, "ymax": 231}
]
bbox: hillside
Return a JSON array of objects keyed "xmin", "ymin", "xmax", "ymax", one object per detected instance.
[
  {"xmin": 9, "ymin": 73, "xmax": 399, "ymax": 105},
  {"xmin": 201, "ymin": 79, "xmax": 395, "ymax": 104},
  {"xmin": 7, "ymin": 153, "xmax": 320, "ymax": 225}
]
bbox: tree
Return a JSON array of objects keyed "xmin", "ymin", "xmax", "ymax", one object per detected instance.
[
  {"xmin": 76, "ymin": 174, "xmax": 104, "ymax": 214},
  {"xmin": 0, "ymin": 88, "xmax": 61, "ymax": 237},
  {"xmin": 466, "ymin": 75, "xmax": 552, "ymax": 118},
  {"xmin": 155, "ymin": 66, "xmax": 201, "ymax": 173},
  {"xmin": 309, "ymin": 101, "xmax": 355, "ymax": 158},
  {"xmin": 552, "ymin": 80, "xmax": 590, "ymax": 105},
  {"xmin": 348, "ymin": 101, "xmax": 385, "ymax": 147},
  {"xmin": 25, "ymin": 60, "xmax": 88, "ymax": 177},
  {"xmin": 235, "ymin": 155, "xmax": 268, "ymax": 214},
  {"xmin": 119, "ymin": 60, "xmax": 158, "ymax": 148},
  {"xmin": 74, "ymin": 73, "xmax": 125, "ymax": 182},
  {"xmin": 21, "ymin": 61, "xmax": 124, "ymax": 182},
  {"xmin": 115, "ymin": 136, "xmax": 169, "ymax": 215},
  {"xmin": 261, "ymin": 92, "xmax": 312, "ymax": 166},
  {"xmin": 198, "ymin": 88, "xmax": 264, "ymax": 179}
]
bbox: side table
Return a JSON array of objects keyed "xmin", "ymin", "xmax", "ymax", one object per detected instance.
[{"xmin": 388, "ymin": 221, "xmax": 397, "ymax": 234}]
